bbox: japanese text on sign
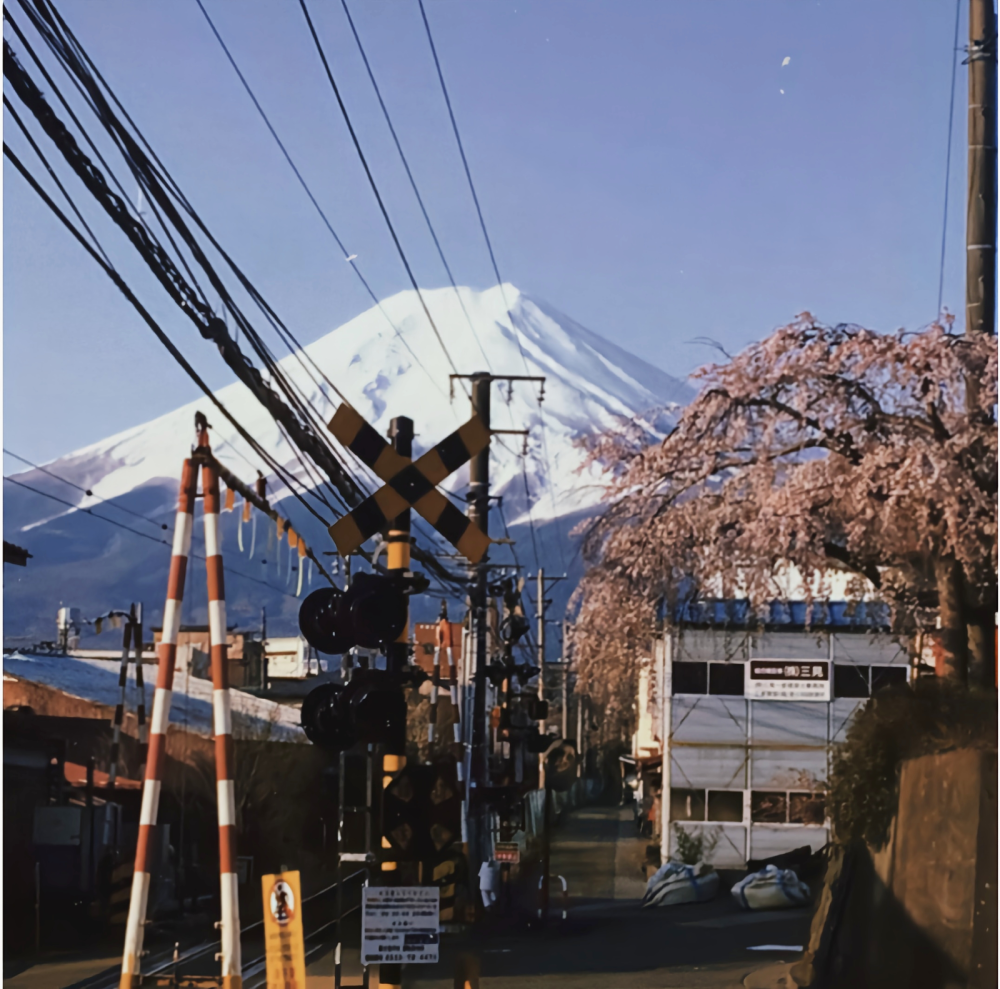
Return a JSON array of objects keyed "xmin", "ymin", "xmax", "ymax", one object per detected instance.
[
  {"xmin": 361, "ymin": 886, "xmax": 440, "ymax": 965},
  {"xmin": 746, "ymin": 660, "xmax": 831, "ymax": 701}
]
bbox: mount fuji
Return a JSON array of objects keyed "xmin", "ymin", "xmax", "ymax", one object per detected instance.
[{"xmin": 3, "ymin": 285, "xmax": 693, "ymax": 647}]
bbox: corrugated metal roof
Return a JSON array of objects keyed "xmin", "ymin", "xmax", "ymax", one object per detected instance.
[
  {"xmin": 3, "ymin": 652, "xmax": 305, "ymax": 743},
  {"xmin": 659, "ymin": 598, "xmax": 891, "ymax": 630}
]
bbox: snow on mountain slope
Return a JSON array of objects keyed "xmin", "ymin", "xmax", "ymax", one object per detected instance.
[{"xmin": 3, "ymin": 285, "xmax": 692, "ymax": 642}]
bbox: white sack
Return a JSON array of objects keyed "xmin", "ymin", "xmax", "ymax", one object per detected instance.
[
  {"xmin": 731, "ymin": 864, "xmax": 811, "ymax": 911},
  {"xmin": 642, "ymin": 860, "xmax": 720, "ymax": 908}
]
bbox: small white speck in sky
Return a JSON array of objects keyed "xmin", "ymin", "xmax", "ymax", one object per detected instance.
[
  {"xmin": 782, "ymin": 56, "xmax": 791, "ymax": 67},
  {"xmin": 780, "ymin": 89, "xmax": 785, "ymax": 95}
]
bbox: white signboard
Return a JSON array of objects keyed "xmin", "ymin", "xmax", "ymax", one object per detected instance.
[
  {"xmin": 746, "ymin": 660, "xmax": 831, "ymax": 702},
  {"xmin": 361, "ymin": 886, "xmax": 440, "ymax": 965}
]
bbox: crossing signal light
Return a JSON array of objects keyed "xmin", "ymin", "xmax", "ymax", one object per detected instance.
[
  {"xmin": 300, "ymin": 682, "xmax": 355, "ymax": 751},
  {"xmin": 300, "ymin": 672, "xmax": 406, "ymax": 753},
  {"xmin": 381, "ymin": 760, "xmax": 462, "ymax": 863},
  {"xmin": 299, "ymin": 572, "xmax": 407, "ymax": 654}
]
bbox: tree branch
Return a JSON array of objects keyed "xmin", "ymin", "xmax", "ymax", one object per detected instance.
[{"xmin": 823, "ymin": 542, "xmax": 882, "ymax": 589}]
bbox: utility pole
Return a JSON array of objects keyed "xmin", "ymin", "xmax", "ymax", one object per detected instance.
[
  {"xmin": 966, "ymin": 0, "xmax": 997, "ymax": 336},
  {"xmin": 532, "ymin": 573, "xmax": 567, "ymax": 787},
  {"xmin": 965, "ymin": 0, "xmax": 997, "ymax": 689},
  {"xmin": 451, "ymin": 370, "xmax": 545, "ymax": 899},
  {"xmin": 537, "ymin": 568, "xmax": 546, "ymax": 777},
  {"xmin": 561, "ymin": 619, "xmax": 569, "ymax": 740},
  {"xmin": 468, "ymin": 374, "xmax": 491, "ymax": 888}
]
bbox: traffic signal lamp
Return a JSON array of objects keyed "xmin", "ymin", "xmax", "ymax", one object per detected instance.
[
  {"xmin": 298, "ymin": 572, "xmax": 407, "ymax": 654},
  {"xmin": 300, "ymin": 672, "xmax": 406, "ymax": 753}
]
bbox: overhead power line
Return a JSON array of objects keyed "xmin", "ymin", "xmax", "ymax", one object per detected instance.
[
  {"xmin": 192, "ymin": 0, "xmax": 439, "ymax": 390},
  {"xmin": 3, "ymin": 93, "xmax": 112, "ymax": 268},
  {"xmin": 9, "ymin": 0, "xmax": 360, "ymax": 521},
  {"xmin": 3, "ymin": 447, "xmax": 169, "ymax": 531},
  {"xmin": 937, "ymin": 0, "xmax": 963, "ymax": 317},
  {"xmin": 8, "ymin": 0, "xmax": 466, "ymax": 586},
  {"xmin": 4, "ymin": 475, "xmax": 303, "ymax": 600},
  {"xmin": 297, "ymin": 0, "xmax": 466, "ymax": 390},
  {"xmin": 339, "ymin": 0, "xmax": 491, "ymax": 372},
  {"xmin": 416, "ymin": 0, "xmax": 512, "ymax": 325},
  {"xmin": 417, "ymin": 0, "xmax": 566, "ymax": 570},
  {"xmin": 2, "ymin": 138, "xmax": 322, "ymax": 523}
]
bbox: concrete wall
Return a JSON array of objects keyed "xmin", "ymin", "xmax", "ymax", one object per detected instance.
[
  {"xmin": 892, "ymin": 749, "xmax": 997, "ymax": 985},
  {"xmin": 795, "ymin": 747, "xmax": 997, "ymax": 989}
]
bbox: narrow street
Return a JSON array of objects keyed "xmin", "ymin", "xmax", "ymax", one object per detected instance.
[
  {"xmin": 2, "ymin": 806, "xmax": 809, "ymax": 989},
  {"xmin": 335, "ymin": 805, "xmax": 812, "ymax": 989}
]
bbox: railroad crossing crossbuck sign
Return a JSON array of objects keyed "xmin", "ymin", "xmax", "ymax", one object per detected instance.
[{"xmin": 327, "ymin": 405, "xmax": 492, "ymax": 562}]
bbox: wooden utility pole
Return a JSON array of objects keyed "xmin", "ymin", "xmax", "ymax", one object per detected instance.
[
  {"xmin": 966, "ymin": 0, "xmax": 997, "ymax": 335},
  {"xmin": 963, "ymin": 0, "xmax": 997, "ymax": 688}
]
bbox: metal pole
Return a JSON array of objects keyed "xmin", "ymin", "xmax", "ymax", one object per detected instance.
[
  {"xmin": 108, "ymin": 617, "xmax": 133, "ymax": 791},
  {"xmin": 380, "ymin": 417, "xmax": 412, "ymax": 989},
  {"xmin": 134, "ymin": 605, "xmax": 148, "ymax": 776},
  {"xmin": 335, "ymin": 748, "xmax": 345, "ymax": 989},
  {"xmin": 966, "ymin": 0, "xmax": 997, "ymax": 336},
  {"xmin": 540, "ymin": 783, "xmax": 551, "ymax": 923},
  {"xmin": 468, "ymin": 373, "xmax": 491, "ymax": 891},
  {"xmin": 85, "ymin": 757, "xmax": 95, "ymax": 898},
  {"xmin": 35, "ymin": 861, "xmax": 41, "ymax": 951},
  {"xmin": 537, "ymin": 569, "xmax": 546, "ymax": 786},
  {"xmin": 363, "ymin": 745, "xmax": 373, "ymax": 989},
  {"xmin": 659, "ymin": 626, "xmax": 673, "ymax": 866},
  {"xmin": 576, "ymin": 698, "xmax": 583, "ymax": 778},
  {"xmin": 561, "ymin": 620, "xmax": 568, "ymax": 740}
]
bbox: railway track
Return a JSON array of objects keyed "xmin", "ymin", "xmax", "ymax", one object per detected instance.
[{"xmin": 64, "ymin": 870, "xmax": 366, "ymax": 989}]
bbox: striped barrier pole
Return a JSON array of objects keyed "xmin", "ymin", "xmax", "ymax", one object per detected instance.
[
  {"xmin": 442, "ymin": 617, "xmax": 463, "ymax": 763},
  {"xmin": 120, "ymin": 460, "xmax": 197, "ymax": 989},
  {"xmin": 429, "ymin": 630, "xmax": 441, "ymax": 744},
  {"xmin": 201, "ymin": 444, "xmax": 242, "ymax": 989}
]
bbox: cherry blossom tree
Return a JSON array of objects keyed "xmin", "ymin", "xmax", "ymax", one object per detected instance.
[{"xmin": 573, "ymin": 316, "xmax": 996, "ymax": 728}]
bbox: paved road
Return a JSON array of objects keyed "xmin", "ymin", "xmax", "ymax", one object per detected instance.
[
  {"xmin": 9, "ymin": 807, "xmax": 808, "ymax": 989},
  {"xmin": 403, "ymin": 806, "xmax": 811, "ymax": 989}
]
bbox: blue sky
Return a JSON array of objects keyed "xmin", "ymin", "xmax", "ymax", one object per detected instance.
[{"xmin": 3, "ymin": 0, "xmax": 967, "ymax": 466}]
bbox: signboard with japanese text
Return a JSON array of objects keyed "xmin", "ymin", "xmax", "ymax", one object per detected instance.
[
  {"xmin": 262, "ymin": 870, "xmax": 307, "ymax": 989},
  {"xmin": 361, "ymin": 886, "xmax": 440, "ymax": 965},
  {"xmin": 746, "ymin": 660, "xmax": 831, "ymax": 701}
]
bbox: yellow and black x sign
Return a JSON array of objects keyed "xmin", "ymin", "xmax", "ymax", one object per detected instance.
[{"xmin": 327, "ymin": 405, "xmax": 491, "ymax": 563}]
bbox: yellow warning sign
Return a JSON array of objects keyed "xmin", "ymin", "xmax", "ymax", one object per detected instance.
[{"xmin": 262, "ymin": 870, "xmax": 307, "ymax": 989}]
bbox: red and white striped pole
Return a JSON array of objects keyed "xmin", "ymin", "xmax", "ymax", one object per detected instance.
[
  {"xmin": 120, "ymin": 461, "xmax": 197, "ymax": 989},
  {"xmin": 200, "ymin": 430, "xmax": 242, "ymax": 989}
]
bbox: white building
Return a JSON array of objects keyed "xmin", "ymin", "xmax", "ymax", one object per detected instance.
[{"xmin": 636, "ymin": 599, "xmax": 910, "ymax": 867}]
